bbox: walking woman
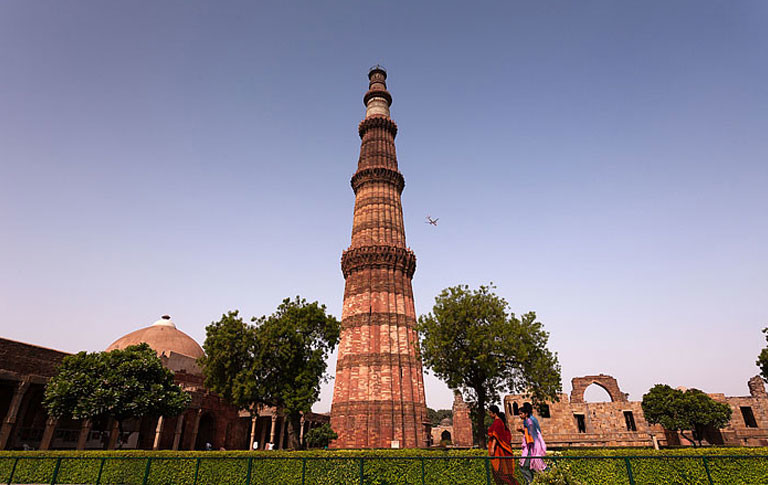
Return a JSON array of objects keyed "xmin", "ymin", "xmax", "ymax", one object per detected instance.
[
  {"xmin": 517, "ymin": 402, "xmax": 547, "ymax": 484},
  {"xmin": 487, "ymin": 405, "xmax": 519, "ymax": 485}
]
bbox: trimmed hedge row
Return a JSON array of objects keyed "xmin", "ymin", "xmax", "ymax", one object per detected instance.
[
  {"xmin": 0, "ymin": 448, "xmax": 766, "ymax": 485},
  {"xmin": 553, "ymin": 447, "xmax": 768, "ymax": 485},
  {"xmin": 0, "ymin": 450, "xmax": 488, "ymax": 485}
]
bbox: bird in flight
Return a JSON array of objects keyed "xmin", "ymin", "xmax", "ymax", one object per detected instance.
[{"xmin": 425, "ymin": 215, "xmax": 439, "ymax": 226}]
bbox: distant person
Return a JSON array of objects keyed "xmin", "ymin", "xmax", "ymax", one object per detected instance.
[
  {"xmin": 517, "ymin": 402, "xmax": 547, "ymax": 484},
  {"xmin": 253, "ymin": 441, "xmax": 259, "ymax": 450},
  {"xmin": 205, "ymin": 442, "xmax": 212, "ymax": 451},
  {"xmin": 265, "ymin": 441, "xmax": 274, "ymax": 450},
  {"xmin": 487, "ymin": 404, "xmax": 518, "ymax": 485}
]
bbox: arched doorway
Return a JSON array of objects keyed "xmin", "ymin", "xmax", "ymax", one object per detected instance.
[
  {"xmin": 583, "ymin": 383, "xmax": 613, "ymax": 402},
  {"xmin": 195, "ymin": 413, "xmax": 215, "ymax": 450}
]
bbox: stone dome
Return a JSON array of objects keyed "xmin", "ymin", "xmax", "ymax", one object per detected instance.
[{"xmin": 106, "ymin": 315, "xmax": 205, "ymax": 360}]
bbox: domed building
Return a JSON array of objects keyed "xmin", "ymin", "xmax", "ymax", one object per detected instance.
[
  {"xmin": 106, "ymin": 315, "xmax": 205, "ymax": 377},
  {"xmin": 102, "ymin": 315, "xmax": 243, "ymax": 451},
  {"xmin": 0, "ymin": 315, "xmax": 330, "ymax": 451},
  {"xmin": 101, "ymin": 315, "xmax": 329, "ymax": 451}
]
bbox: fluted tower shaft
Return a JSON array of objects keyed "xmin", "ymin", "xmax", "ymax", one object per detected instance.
[{"xmin": 330, "ymin": 67, "xmax": 429, "ymax": 449}]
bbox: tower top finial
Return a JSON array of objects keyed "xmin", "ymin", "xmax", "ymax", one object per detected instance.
[
  {"xmin": 368, "ymin": 64, "xmax": 387, "ymax": 79},
  {"xmin": 364, "ymin": 66, "xmax": 391, "ymax": 118}
]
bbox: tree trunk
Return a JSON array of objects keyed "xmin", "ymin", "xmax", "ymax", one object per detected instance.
[
  {"xmin": 117, "ymin": 420, "xmax": 124, "ymax": 450},
  {"xmin": 285, "ymin": 413, "xmax": 302, "ymax": 450},
  {"xmin": 680, "ymin": 430, "xmax": 697, "ymax": 448},
  {"xmin": 473, "ymin": 389, "xmax": 487, "ymax": 448},
  {"xmin": 106, "ymin": 420, "xmax": 120, "ymax": 450}
]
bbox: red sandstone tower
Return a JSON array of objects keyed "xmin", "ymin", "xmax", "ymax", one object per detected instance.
[{"xmin": 330, "ymin": 67, "xmax": 429, "ymax": 448}]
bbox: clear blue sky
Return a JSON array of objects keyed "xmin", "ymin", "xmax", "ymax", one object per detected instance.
[{"xmin": 1, "ymin": 1, "xmax": 766, "ymax": 411}]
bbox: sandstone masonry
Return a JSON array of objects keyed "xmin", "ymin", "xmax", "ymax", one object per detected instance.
[
  {"xmin": 505, "ymin": 374, "xmax": 768, "ymax": 448},
  {"xmin": 329, "ymin": 67, "xmax": 430, "ymax": 449}
]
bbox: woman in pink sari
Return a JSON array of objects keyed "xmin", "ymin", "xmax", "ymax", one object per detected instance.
[{"xmin": 517, "ymin": 402, "xmax": 547, "ymax": 485}]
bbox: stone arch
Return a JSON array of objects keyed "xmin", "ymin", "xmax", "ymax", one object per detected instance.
[
  {"xmin": 583, "ymin": 382, "xmax": 613, "ymax": 402},
  {"xmin": 570, "ymin": 374, "xmax": 627, "ymax": 403}
]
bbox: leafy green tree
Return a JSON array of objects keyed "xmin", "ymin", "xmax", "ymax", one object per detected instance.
[
  {"xmin": 44, "ymin": 343, "xmax": 190, "ymax": 449},
  {"xmin": 305, "ymin": 423, "xmax": 338, "ymax": 449},
  {"xmin": 251, "ymin": 297, "xmax": 340, "ymax": 449},
  {"xmin": 200, "ymin": 298, "xmax": 340, "ymax": 450},
  {"xmin": 418, "ymin": 284, "xmax": 561, "ymax": 447},
  {"xmin": 641, "ymin": 384, "xmax": 732, "ymax": 447},
  {"xmin": 427, "ymin": 408, "xmax": 453, "ymax": 426},
  {"xmin": 198, "ymin": 311, "xmax": 257, "ymax": 410},
  {"xmin": 757, "ymin": 327, "xmax": 768, "ymax": 382}
]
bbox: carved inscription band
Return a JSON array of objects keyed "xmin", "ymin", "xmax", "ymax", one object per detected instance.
[
  {"xmin": 350, "ymin": 167, "xmax": 405, "ymax": 194},
  {"xmin": 341, "ymin": 245, "xmax": 416, "ymax": 278},
  {"xmin": 331, "ymin": 399, "xmax": 424, "ymax": 414},
  {"xmin": 336, "ymin": 352, "xmax": 422, "ymax": 371},
  {"xmin": 358, "ymin": 116, "xmax": 398, "ymax": 138},
  {"xmin": 341, "ymin": 313, "xmax": 418, "ymax": 330}
]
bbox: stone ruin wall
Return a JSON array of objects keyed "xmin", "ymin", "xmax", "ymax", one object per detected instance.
[{"xmin": 505, "ymin": 373, "xmax": 768, "ymax": 448}]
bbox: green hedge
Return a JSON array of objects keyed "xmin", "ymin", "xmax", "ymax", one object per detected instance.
[
  {"xmin": 552, "ymin": 447, "xmax": 768, "ymax": 485},
  {"xmin": 0, "ymin": 448, "xmax": 765, "ymax": 485}
]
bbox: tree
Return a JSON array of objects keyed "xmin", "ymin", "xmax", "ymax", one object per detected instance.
[
  {"xmin": 251, "ymin": 297, "xmax": 340, "ymax": 449},
  {"xmin": 641, "ymin": 384, "xmax": 732, "ymax": 447},
  {"xmin": 427, "ymin": 408, "xmax": 453, "ymax": 427},
  {"xmin": 198, "ymin": 311, "xmax": 257, "ymax": 410},
  {"xmin": 418, "ymin": 284, "xmax": 561, "ymax": 447},
  {"xmin": 757, "ymin": 327, "xmax": 768, "ymax": 382},
  {"xmin": 44, "ymin": 343, "xmax": 190, "ymax": 449},
  {"xmin": 199, "ymin": 297, "xmax": 340, "ymax": 450},
  {"xmin": 305, "ymin": 423, "xmax": 338, "ymax": 449}
]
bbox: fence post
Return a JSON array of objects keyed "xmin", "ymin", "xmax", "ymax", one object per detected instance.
[
  {"xmin": 193, "ymin": 457, "xmax": 201, "ymax": 485},
  {"xmin": 484, "ymin": 457, "xmax": 491, "ymax": 485},
  {"xmin": 301, "ymin": 458, "xmax": 307, "ymax": 485},
  {"xmin": 50, "ymin": 457, "xmax": 62, "ymax": 485},
  {"xmin": 141, "ymin": 457, "xmax": 152, "ymax": 485},
  {"xmin": 96, "ymin": 458, "xmax": 106, "ymax": 485},
  {"xmin": 7, "ymin": 457, "xmax": 19, "ymax": 485},
  {"xmin": 702, "ymin": 456, "xmax": 714, "ymax": 485},
  {"xmin": 246, "ymin": 457, "xmax": 253, "ymax": 485},
  {"xmin": 421, "ymin": 457, "xmax": 425, "ymax": 485},
  {"xmin": 624, "ymin": 457, "xmax": 635, "ymax": 485},
  {"xmin": 359, "ymin": 457, "xmax": 364, "ymax": 485}
]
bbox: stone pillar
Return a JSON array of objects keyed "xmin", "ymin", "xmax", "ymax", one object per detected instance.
[
  {"xmin": 278, "ymin": 417, "xmax": 287, "ymax": 450},
  {"xmin": 106, "ymin": 420, "xmax": 120, "ymax": 450},
  {"xmin": 189, "ymin": 409, "xmax": 202, "ymax": 450},
  {"xmin": 153, "ymin": 416, "xmax": 165, "ymax": 450},
  {"xmin": 299, "ymin": 416, "xmax": 306, "ymax": 446},
  {"xmin": 651, "ymin": 433, "xmax": 660, "ymax": 450},
  {"xmin": 76, "ymin": 419, "xmax": 92, "ymax": 451},
  {"xmin": 259, "ymin": 416, "xmax": 268, "ymax": 450},
  {"xmin": 172, "ymin": 414, "xmax": 185, "ymax": 451},
  {"xmin": 39, "ymin": 417, "xmax": 58, "ymax": 451},
  {"xmin": 249, "ymin": 415, "xmax": 258, "ymax": 450},
  {"xmin": 268, "ymin": 414, "xmax": 277, "ymax": 446},
  {"xmin": 748, "ymin": 376, "xmax": 767, "ymax": 398},
  {"xmin": 0, "ymin": 379, "xmax": 30, "ymax": 450}
]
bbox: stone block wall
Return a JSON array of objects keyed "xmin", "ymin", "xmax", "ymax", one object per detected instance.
[{"xmin": 505, "ymin": 374, "xmax": 768, "ymax": 448}]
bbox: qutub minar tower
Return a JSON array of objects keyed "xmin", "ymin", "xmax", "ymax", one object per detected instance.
[{"xmin": 330, "ymin": 67, "xmax": 430, "ymax": 448}]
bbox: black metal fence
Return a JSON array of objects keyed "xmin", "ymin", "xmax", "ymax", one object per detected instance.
[{"xmin": 1, "ymin": 454, "xmax": 767, "ymax": 484}]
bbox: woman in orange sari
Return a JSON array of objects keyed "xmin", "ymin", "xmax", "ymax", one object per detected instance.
[{"xmin": 487, "ymin": 405, "xmax": 519, "ymax": 485}]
